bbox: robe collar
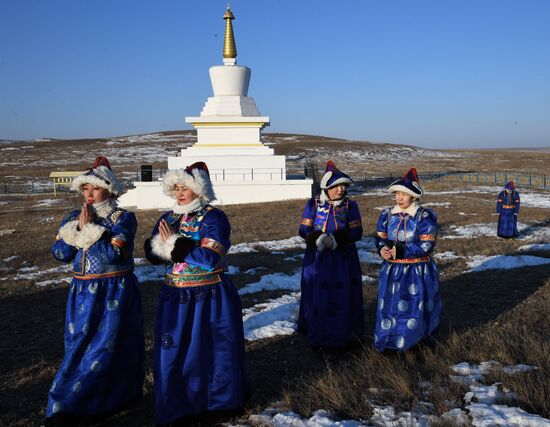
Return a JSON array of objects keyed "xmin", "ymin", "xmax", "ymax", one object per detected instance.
[
  {"xmin": 171, "ymin": 198, "xmax": 207, "ymax": 215},
  {"xmin": 390, "ymin": 201, "xmax": 419, "ymax": 217},
  {"xmin": 91, "ymin": 198, "xmax": 117, "ymax": 218},
  {"xmin": 320, "ymin": 191, "xmax": 346, "ymax": 207}
]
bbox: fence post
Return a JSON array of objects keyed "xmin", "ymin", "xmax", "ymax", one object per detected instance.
[{"xmin": 529, "ymin": 174, "xmax": 532, "ymax": 188}]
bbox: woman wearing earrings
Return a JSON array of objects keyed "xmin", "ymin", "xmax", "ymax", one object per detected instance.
[
  {"xmin": 46, "ymin": 157, "xmax": 144, "ymax": 425},
  {"xmin": 144, "ymin": 162, "xmax": 249, "ymax": 425},
  {"xmin": 374, "ymin": 168, "xmax": 441, "ymax": 352},
  {"xmin": 298, "ymin": 160, "xmax": 364, "ymax": 347}
]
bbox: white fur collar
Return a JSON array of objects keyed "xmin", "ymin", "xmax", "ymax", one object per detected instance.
[
  {"xmin": 391, "ymin": 201, "xmax": 419, "ymax": 217},
  {"xmin": 91, "ymin": 198, "xmax": 117, "ymax": 218},
  {"xmin": 171, "ymin": 198, "xmax": 208, "ymax": 215},
  {"xmin": 319, "ymin": 191, "xmax": 346, "ymax": 207}
]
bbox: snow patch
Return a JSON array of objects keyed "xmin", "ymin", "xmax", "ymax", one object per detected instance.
[
  {"xmin": 466, "ymin": 255, "xmax": 550, "ymax": 272},
  {"xmin": 239, "ymin": 271, "xmax": 301, "ymax": 295},
  {"xmin": 242, "ymin": 292, "xmax": 300, "ymax": 341}
]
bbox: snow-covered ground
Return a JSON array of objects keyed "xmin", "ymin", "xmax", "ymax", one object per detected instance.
[{"xmin": 4, "ymin": 225, "xmax": 550, "ymax": 425}]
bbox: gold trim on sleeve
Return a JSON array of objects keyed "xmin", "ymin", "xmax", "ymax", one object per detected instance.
[{"xmin": 200, "ymin": 238, "xmax": 226, "ymax": 256}]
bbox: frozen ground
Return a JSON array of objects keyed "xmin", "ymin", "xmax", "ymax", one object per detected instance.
[{"xmin": 3, "ymin": 197, "xmax": 550, "ymax": 425}]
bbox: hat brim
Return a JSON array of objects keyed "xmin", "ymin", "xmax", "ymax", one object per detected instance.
[{"xmin": 387, "ymin": 183, "xmax": 422, "ymax": 198}]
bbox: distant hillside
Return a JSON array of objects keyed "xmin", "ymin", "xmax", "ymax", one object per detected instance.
[{"xmin": 1, "ymin": 131, "xmax": 548, "ymax": 184}]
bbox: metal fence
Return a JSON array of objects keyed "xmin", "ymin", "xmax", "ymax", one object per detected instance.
[
  {"xmin": 302, "ymin": 166, "xmax": 550, "ymax": 191},
  {"xmin": 418, "ymin": 171, "xmax": 550, "ymax": 190}
]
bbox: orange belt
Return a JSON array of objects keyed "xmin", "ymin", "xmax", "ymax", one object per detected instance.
[
  {"xmin": 502, "ymin": 205, "xmax": 515, "ymax": 209},
  {"xmin": 389, "ymin": 256, "xmax": 430, "ymax": 264},
  {"xmin": 73, "ymin": 270, "xmax": 130, "ymax": 280}
]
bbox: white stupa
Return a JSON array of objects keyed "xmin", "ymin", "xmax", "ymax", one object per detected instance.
[{"xmin": 119, "ymin": 5, "xmax": 312, "ymax": 209}]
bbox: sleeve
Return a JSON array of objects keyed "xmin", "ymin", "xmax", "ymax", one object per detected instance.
[
  {"xmin": 514, "ymin": 192, "xmax": 520, "ymax": 215},
  {"xmin": 496, "ymin": 191, "xmax": 503, "ymax": 214},
  {"xmin": 51, "ymin": 210, "xmax": 80, "ymax": 263},
  {"xmin": 398, "ymin": 208, "xmax": 438, "ymax": 259},
  {"xmin": 55, "ymin": 210, "xmax": 109, "ymax": 252},
  {"xmin": 333, "ymin": 200, "xmax": 363, "ymax": 246},
  {"xmin": 299, "ymin": 198, "xmax": 323, "ymax": 246},
  {"xmin": 181, "ymin": 209, "xmax": 230, "ymax": 270},
  {"xmin": 374, "ymin": 209, "xmax": 391, "ymax": 255},
  {"xmin": 144, "ymin": 212, "xmax": 173, "ymax": 265},
  {"xmin": 90, "ymin": 211, "xmax": 137, "ymax": 264}
]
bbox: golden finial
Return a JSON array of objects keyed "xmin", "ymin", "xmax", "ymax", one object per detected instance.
[{"xmin": 223, "ymin": 4, "xmax": 237, "ymax": 60}]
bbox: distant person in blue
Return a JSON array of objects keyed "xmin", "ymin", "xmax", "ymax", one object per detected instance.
[
  {"xmin": 46, "ymin": 156, "xmax": 144, "ymax": 425},
  {"xmin": 144, "ymin": 162, "xmax": 249, "ymax": 425},
  {"xmin": 298, "ymin": 160, "xmax": 364, "ymax": 347},
  {"xmin": 374, "ymin": 168, "xmax": 441, "ymax": 352},
  {"xmin": 497, "ymin": 181, "xmax": 520, "ymax": 238}
]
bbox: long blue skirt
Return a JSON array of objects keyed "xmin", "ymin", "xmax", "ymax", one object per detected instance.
[
  {"xmin": 46, "ymin": 273, "xmax": 145, "ymax": 418},
  {"xmin": 153, "ymin": 277, "xmax": 250, "ymax": 425},
  {"xmin": 375, "ymin": 260, "xmax": 441, "ymax": 351},
  {"xmin": 498, "ymin": 211, "xmax": 519, "ymax": 238},
  {"xmin": 298, "ymin": 245, "xmax": 364, "ymax": 346}
]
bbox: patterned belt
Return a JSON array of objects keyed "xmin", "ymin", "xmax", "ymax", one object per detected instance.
[
  {"xmin": 73, "ymin": 270, "xmax": 130, "ymax": 280},
  {"xmin": 388, "ymin": 256, "xmax": 430, "ymax": 264},
  {"xmin": 164, "ymin": 269, "xmax": 224, "ymax": 288},
  {"xmin": 501, "ymin": 205, "xmax": 516, "ymax": 209}
]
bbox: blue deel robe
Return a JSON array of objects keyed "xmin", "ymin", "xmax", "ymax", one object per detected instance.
[
  {"xmin": 374, "ymin": 205, "xmax": 441, "ymax": 352},
  {"xmin": 47, "ymin": 208, "xmax": 144, "ymax": 419},
  {"xmin": 144, "ymin": 206, "xmax": 250, "ymax": 425},
  {"xmin": 298, "ymin": 196, "xmax": 364, "ymax": 346},
  {"xmin": 497, "ymin": 190, "xmax": 520, "ymax": 238}
]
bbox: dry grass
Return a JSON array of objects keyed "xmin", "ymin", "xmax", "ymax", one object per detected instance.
[{"xmin": 1, "ymin": 177, "xmax": 550, "ymax": 425}]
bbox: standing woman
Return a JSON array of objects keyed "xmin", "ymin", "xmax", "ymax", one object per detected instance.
[
  {"xmin": 46, "ymin": 157, "xmax": 144, "ymax": 424},
  {"xmin": 144, "ymin": 162, "xmax": 249, "ymax": 425},
  {"xmin": 374, "ymin": 168, "xmax": 441, "ymax": 352},
  {"xmin": 298, "ymin": 161, "xmax": 364, "ymax": 347},
  {"xmin": 497, "ymin": 181, "xmax": 520, "ymax": 238}
]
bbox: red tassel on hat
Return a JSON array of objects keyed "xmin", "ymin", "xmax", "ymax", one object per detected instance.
[
  {"xmin": 92, "ymin": 156, "xmax": 112, "ymax": 170},
  {"xmin": 403, "ymin": 167, "xmax": 419, "ymax": 182}
]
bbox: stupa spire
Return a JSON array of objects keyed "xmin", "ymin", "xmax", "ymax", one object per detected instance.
[{"xmin": 223, "ymin": 4, "xmax": 237, "ymax": 64}]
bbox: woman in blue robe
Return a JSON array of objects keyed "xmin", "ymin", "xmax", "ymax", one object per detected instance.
[
  {"xmin": 144, "ymin": 162, "xmax": 249, "ymax": 425},
  {"xmin": 46, "ymin": 157, "xmax": 144, "ymax": 425},
  {"xmin": 374, "ymin": 168, "xmax": 441, "ymax": 352},
  {"xmin": 497, "ymin": 181, "xmax": 520, "ymax": 238},
  {"xmin": 298, "ymin": 161, "xmax": 364, "ymax": 347}
]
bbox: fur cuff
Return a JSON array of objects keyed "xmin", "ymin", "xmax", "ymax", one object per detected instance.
[
  {"xmin": 58, "ymin": 221, "xmax": 80, "ymax": 247},
  {"xmin": 151, "ymin": 233, "xmax": 179, "ymax": 261},
  {"xmin": 59, "ymin": 221, "xmax": 107, "ymax": 250},
  {"xmin": 316, "ymin": 234, "xmax": 338, "ymax": 252}
]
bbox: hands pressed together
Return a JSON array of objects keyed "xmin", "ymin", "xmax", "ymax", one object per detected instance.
[
  {"xmin": 78, "ymin": 203, "xmax": 95, "ymax": 230},
  {"xmin": 380, "ymin": 245, "xmax": 397, "ymax": 260},
  {"xmin": 158, "ymin": 219, "xmax": 176, "ymax": 241}
]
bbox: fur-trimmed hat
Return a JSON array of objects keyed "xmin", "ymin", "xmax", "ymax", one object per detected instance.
[
  {"xmin": 504, "ymin": 180, "xmax": 515, "ymax": 190},
  {"xmin": 320, "ymin": 161, "xmax": 354, "ymax": 190},
  {"xmin": 162, "ymin": 161, "xmax": 216, "ymax": 203},
  {"xmin": 70, "ymin": 156, "xmax": 122, "ymax": 196},
  {"xmin": 387, "ymin": 168, "xmax": 423, "ymax": 198}
]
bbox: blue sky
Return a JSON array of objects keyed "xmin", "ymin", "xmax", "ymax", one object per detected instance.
[{"xmin": 1, "ymin": 0, "xmax": 549, "ymax": 148}]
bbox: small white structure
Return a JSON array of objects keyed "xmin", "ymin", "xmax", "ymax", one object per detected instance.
[{"xmin": 119, "ymin": 6, "xmax": 312, "ymax": 209}]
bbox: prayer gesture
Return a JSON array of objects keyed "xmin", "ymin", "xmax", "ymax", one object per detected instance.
[
  {"xmin": 159, "ymin": 219, "xmax": 176, "ymax": 241},
  {"xmin": 79, "ymin": 203, "xmax": 95, "ymax": 229}
]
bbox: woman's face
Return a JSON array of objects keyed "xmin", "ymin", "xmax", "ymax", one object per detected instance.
[
  {"xmin": 327, "ymin": 184, "xmax": 347, "ymax": 201},
  {"xmin": 175, "ymin": 184, "xmax": 199, "ymax": 206},
  {"xmin": 394, "ymin": 191, "xmax": 415, "ymax": 209},
  {"xmin": 82, "ymin": 184, "xmax": 111, "ymax": 204}
]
